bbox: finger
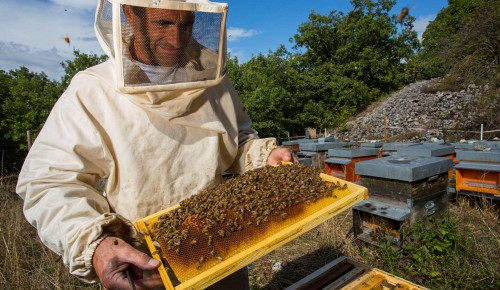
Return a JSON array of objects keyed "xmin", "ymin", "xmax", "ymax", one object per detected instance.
[
  {"xmin": 287, "ymin": 149, "xmax": 299, "ymax": 163},
  {"xmin": 134, "ymin": 275, "xmax": 164, "ymax": 290},
  {"xmin": 110, "ymin": 238, "xmax": 160, "ymax": 271}
]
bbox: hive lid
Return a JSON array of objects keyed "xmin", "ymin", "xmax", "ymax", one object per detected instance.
[
  {"xmin": 456, "ymin": 150, "xmax": 500, "ymax": 163},
  {"xmin": 355, "ymin": 156, "xmax": 453, "ymax": 182},
  {"xmin": 297, "ymin": 151, "xmax": 319, "ymax": 157},
  {"xmin": 282, "ymin": 138, "xmax": 318, "ymax": 146},
  {"xmin": 455, "ymin": 161, "xmax": 500, "ymax": 172},
  {"xmin": 361, "ymin": 142, "xmax": 385, "ymax": 148},
  {"xmin": 396, "ymin": 144, "xmax": 455, "ymax": 157},
  {"xmin": 382, "ymin": 142, "xmax": 421, "ymax": 151},
  {"xmin": 324, "ymin": 157, "xmax": 352, "ymax": 165},
  {"xmin": 328, "ymin": 148, "xmax": 380, "ymax": 158},
  {"xmin": 300, "ymin": 142, "xmax": 346, "ymax": 152}
]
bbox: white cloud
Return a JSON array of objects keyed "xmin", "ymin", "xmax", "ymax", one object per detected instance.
[
  {"xmin": 0, "ymin": 1, "xmax": 103, "ymax": 80},
  {"xmin": 50, "ymin": 0, "xmax": 96, "ymax": 10},
  {"xmin": 0, "ymin": 41, "xmax": 67, "ymax": 80},
  {"xmin": 227, "ymin": 27, "xmax": 260, "ymax": 42},
  {"xmin": 227, "ymin": 47, "xmax": 248, "ymax": 63},
  {"xmin": 414, "ymin": 15, "xmax": 435, "ymax": 40}
]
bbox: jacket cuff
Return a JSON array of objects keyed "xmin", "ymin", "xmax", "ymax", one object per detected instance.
[
  {"xmin": 244, "ymin": 137, "xmax": 277, "ymax": 171},
  {"xmin": 81, "ymin": 213, "xmax": 140, "ymax": 281}
]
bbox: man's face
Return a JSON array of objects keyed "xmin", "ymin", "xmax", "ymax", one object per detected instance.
[{"xmin": 125, "ymin": 7, "xmax": 195, "ymax": 67}]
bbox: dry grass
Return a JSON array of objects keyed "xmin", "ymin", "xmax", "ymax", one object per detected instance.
[
  {"xmin": 248, "ymin": 211, "xmax": 359, "ymax": 289},
  {"xmin": 0, "ymin": 177, "xmax": 99, "ymax": 290}
]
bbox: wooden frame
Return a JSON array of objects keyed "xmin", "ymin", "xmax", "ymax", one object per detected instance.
[{"xmin": 134, "ymin": 174, "xmax": 368, "ymax": 290}]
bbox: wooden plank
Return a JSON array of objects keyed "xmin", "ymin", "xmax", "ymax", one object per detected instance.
[
  {"xmin": 322, "ymin": 266, "xmax": 366, "ymax": 290},
  {"xmin": 285, "ymin": 256, "xmax": 354, "ymax": 290},
  {"xmin": 340, "ymin": 271, "xmax": 377, "ymax": 290}
]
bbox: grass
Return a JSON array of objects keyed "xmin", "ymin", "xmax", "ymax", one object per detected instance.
[
  {"xmin": 0, "ymin": 176, "xmax": 99, "ymax": 290},
  {"xmin": 1, "ymin": 176, "xmax": 499, "ymax": 290}
]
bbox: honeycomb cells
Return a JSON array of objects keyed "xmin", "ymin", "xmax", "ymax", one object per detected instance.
[{"xmin": 151, "ymin": 163, "xmax": 345, "ymax": 281}]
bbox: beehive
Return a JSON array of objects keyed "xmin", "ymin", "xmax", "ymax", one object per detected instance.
[
  {"xmin": 324, "ymin": 148, "xmax": 380, "ymax": 182},
  {"xmin": 455, "ymin": 150, "xmax": 500, "ymax": 198},
  {"xmin": 134, "ymin": 163, "xmax": 367, "ymax": 290},
  {"xmin": 285, "ymin": 256, "xmax": 428, "ymax": 290},
  {"xmin": 353, "ymin": 156, "xmax": 453, "ymax": 245}
]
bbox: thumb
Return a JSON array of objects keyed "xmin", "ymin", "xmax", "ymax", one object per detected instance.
[
  {"xmin": 115, "ymin": 243, "xmax": 160, "ymax": 270},
  {"xmin": 122, "ymin": 243, "xmax": 160, "ymax": 270}
]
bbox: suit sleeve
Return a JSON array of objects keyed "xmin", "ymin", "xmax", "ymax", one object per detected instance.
[{"xmin": 16, "ymin": 92, "xmax": 137, "ymax": 282}]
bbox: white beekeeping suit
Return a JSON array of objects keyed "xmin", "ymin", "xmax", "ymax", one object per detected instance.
[{"xmin": 16, "ymin": 0, "xmax": 276, "ymax": 285}]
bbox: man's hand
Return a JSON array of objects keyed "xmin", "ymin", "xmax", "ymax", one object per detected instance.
[
  {"xmin": 266, "ymin": 147, "xmax": 299, "ymax": 166},
  {"xmin": 93, "ymin": 236, "xmax": 163, "ymax": 290}
]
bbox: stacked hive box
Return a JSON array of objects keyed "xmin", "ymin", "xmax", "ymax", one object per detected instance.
[
  {"xmin": 324, "ymin": 148, "xmax": 380, "ymax": 182},
  {"xmin": 281, "ymin": 138, "xmax": 317, "ymax": 153},
  {"xmin": 381, "ymin": 142, "xmax": 421, "ymax": 156},
  {"xmin": 353, "ymin": 156, "xmax": 453, "ymax": 245},
  {"xmin": 298, "ymin": 141, "xmax": 349, "ymax": 166},
  {"xmin": 454, "ymin": 150, "xmax": 500, "ymax": 199},
  {"xmin": 361, "ymin": 141, "xmax": 385, "ymax": 158}
]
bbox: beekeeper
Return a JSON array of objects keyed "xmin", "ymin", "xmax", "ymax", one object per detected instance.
[{"xmin": 16, "ymin": 0, "xmax": 295, "ymax": 289}]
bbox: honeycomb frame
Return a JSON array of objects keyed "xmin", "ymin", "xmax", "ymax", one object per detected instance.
[{"xmin": 134, "ymin": 172, "xmax": 368, "ymax": 290}]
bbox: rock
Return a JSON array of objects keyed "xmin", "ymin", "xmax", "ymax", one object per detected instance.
[{"xmin": 333, "ymin": 78, "xmax": 485, "ymax": 142}]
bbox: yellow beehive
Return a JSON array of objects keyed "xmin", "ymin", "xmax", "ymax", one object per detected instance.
[{"xmin": 134, "ymin": 164, "xmax": 368, "ymax": 290}]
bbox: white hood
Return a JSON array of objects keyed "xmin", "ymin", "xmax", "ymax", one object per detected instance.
[{"xmin": 94, "ymin": 0, "xmax": 228, "ymax": 93}]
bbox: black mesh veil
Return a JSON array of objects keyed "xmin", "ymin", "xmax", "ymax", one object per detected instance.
[{"xmin": 95, "ymin": 0, "xmax": 228, "ymax": 93}]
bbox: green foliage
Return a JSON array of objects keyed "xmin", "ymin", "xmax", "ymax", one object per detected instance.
[
  {"xmin": 294, "ymin": 0, "xmax": 419, "ymax": 93},
  {"xmin": 60, "ymin": 49, "xmax": 108, "ymax": 89},
  {"xmin": 0, "ymin": 50, "xmax": 107, "ymax": 173},
  {"xmin": 401, "ymin": 217, "xmax": 458, "ymax": 284},
  {"xmin": 235, "ymin": 47, "xmax": 304, "ymax": 139},
  {"xmin": 413, "ymin": 0, "xmax": 500, "ymax": 131},
  {"xmin": 415, "ymin": 0, "xmax": 499, "ymax": 82},
  {"xmin": 0, "ymin": 67, "xmax": 61, "ymax": 172},
  {"xmin": 365, "ymin": 214, "xmax": 500, "ymax": 289},
  {"xmin": 232, "ymin": 0, "xmax": 420, "ymax": 138}
]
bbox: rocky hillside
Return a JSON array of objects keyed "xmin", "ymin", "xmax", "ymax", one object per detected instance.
[{"xmin": 335, "ymin": 78, "xmax": 489, "ymax": 142}]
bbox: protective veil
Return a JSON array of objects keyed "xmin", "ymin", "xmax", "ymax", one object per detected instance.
[
  {"xmin": 95, "ymin": 0, "xmax": 228, "ymax": 93},
  {"xmin": 16, "ymin": 0, "xmax": 277, "ymax": 284}
]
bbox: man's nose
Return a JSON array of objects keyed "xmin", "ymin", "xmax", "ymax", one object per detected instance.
[{"xmin": 168, "ymin": 26, "xmax": 188, "ymax": 48}]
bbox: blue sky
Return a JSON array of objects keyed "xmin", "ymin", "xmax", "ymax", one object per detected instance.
[{"xmin": 0, "ymin": 0, "xmax": 448, "ymax": 80}]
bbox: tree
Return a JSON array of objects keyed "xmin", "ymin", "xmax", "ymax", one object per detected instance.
[
  {"xmin": 291, "ymin": 0, "xmax": 419, "ymax": 130},
  {"xmin": 230, "ymin": 0, "xmax": 420, "ymax": 138},
  {"xmin": 415, "ymin": 0, "xmax": 499, "ymax": 130},
  {"xmin": 415, "ymin": 0, "xmax": 483, "ymax": 79},
  {"xmin": 294, "ymin": 0, "xmax": 419, "ymax": 93},
  {"xmin": 235, "ymin": 47, "xmax": 305, "ymax": 139},
  {"xmin": 0, "ymin": 68, "xmax": 61, "ymax": 171},
  {"xmin": 60, "ymin": 49, "xmax": 108, "ymax": 89},
  {"xmin": 0, "ymin": 51, "xmax": 107, "ymax": 172}
]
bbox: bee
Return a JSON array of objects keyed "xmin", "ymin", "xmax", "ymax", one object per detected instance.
[
  {"xmin": 210, "ymin": 250, "xmax": 224, "ymax": 261},
  {"xmin": 397, "ymin": 7, "xmax": 409, "ymax": 24},
  {"xmin": 195, "ymin": 256, "xmax": 205, "ymax": 270}
]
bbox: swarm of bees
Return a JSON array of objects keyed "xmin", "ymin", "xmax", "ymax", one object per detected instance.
[{"xmin": 152, "ymin": 163, "xmax": 347, "ymax": 272}]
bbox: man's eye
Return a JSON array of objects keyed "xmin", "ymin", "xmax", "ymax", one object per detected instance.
[
  {"xmin": 179, "ymin": 23, "xmax": 194, "ymax": 31},
  {"xmin": 159, "ymin": 21, "xmax": 174, "ymax": 27}
]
